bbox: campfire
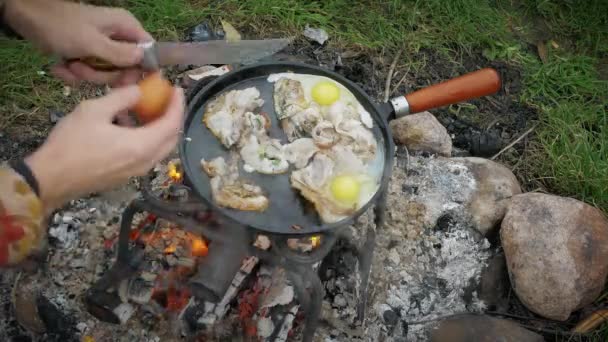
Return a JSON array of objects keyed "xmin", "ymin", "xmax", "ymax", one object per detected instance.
[{"xmin": 84, "ymin": 158, "xmax": 338, "ymax": 341}]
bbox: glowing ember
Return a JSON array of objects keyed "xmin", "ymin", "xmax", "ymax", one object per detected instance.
[
  {"xmin": 191, "ymin": 237, "xmax": 209, "ymax": 257},
  {"xmin": 126, "ymin": 214, "xmax": 212, "ymax": 314},
  {"xmin": 165, "ymin": 286, "xmax": 191, "ymax": 312},
  {"xmin": 167, "ymin": 161, "xmax": 183, "ymax": 182},
  {"xmin": 164, "ymin": 244, "xmax": 177, "ymax": 254},
  {"xmin": 311, "ymin": 235, "xmax": 321, "ymax": 248}
]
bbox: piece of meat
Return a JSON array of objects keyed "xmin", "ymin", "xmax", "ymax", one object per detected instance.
[
  {"xmin": 274, "ymin": 78, "xmax": 321, "ymax": 142},
  {"xmin": 334, "ymin": 119, "xmax": 377, "ymax": 161},
  {"xmin": 281, "ymin": 107, "xmax": 320, "ymax": 142},
  {"xmin": 324, "ymin": 144, "xmax": 366, "ymax": 175},
  {"xmin": 203, "ymin": 87, "xmax": 264, "ymax": 148},
  {"xmin": 311, "ymin": 121, "xmax": 341, "ymax": 148},
  {"xmin": 240, "ymin": 135, "xmax": 289, "ymax": 174},
  {"xmin": 283, "ymin": 138, "xmax": 318, "ymax": 169},
  {"xmin": 211, "ymin": 178, "xmax": 269, "ymax": 212},
  {"xmin": 201, "ymin": 156, "xmax": 269, "ymax": 212},
  {"xmin": 290, "ymin": 154, "xmax": 355, "ymax": 223},
  {"xmin": 326, "ymin": 98, "xmax": 373, "ymax": 129},
  {"xmin": 273, "ymin": 78, "xmax": 308, "ymax": 120},
  {"xmin": 239, "ymin": 111, "xmax": 271, "ymax": 144}
]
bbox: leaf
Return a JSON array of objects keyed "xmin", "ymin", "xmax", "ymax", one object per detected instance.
[
  {"xmin": 536, "ymin": 40, "xmax": 548, "ymax": 64},
  {"xmin": 572, "ymin": 309, "xmax": 608, "ymax": 334},
  {"xmin": 550, "ymin": 40, "xmax": 559, "ymax": 49},
  {"xmin": 221, "ymin": 20, "xmax": 241, "ymax": 42}
]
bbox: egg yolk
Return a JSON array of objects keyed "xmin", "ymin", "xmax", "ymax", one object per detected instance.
[
  {"xmin": 311, "ymin": 81, "xmax": 340, "ymax": 105},
  {"xmin": 330, "ymin": 175, "xmax": 360, "ymax": 204}
]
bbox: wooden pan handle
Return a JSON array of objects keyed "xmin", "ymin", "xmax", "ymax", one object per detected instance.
[{"xmin": 403, "ymin": 68, "xmax": 501, "ymax": 114}]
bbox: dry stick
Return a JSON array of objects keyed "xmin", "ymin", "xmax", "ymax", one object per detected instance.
[
  {"xmin": 490, "ymin": 123, "xmax": 538, "ymax": 161},
  {"xmin": 384, "ymin": 47, "xmax": 404, "ymax": 102},
  {"xmin": 390, "ymin": 63, "xmax": 412, "ymax": 97}
]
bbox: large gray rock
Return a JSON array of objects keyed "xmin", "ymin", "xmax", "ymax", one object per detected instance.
[
  {"xmin": 501, "ymin": 193, "xmax": 608, "ymax": 320},
  {"xmin": 430, "ymin": 314, "xmax": 544, "ymax": 342},
  {"xmin": 389, "ymin": 112, "xmax": 452, "ymax": 156},
  {"xmin": 453, "ymin": 157, "xmax": 522, "ymax": 235}
]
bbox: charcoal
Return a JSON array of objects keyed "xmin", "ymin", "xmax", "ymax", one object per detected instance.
[
  {"xmin": 36, "ymin": 296, "xmax": 78, "ymax": 342},
  {"xmin": 176, "ymin": 257, "xmax": 195, "ymax": 268},
  {"xmin": 127, "ymin": 278, "xmax": 154, "ymax": 305},
  {"xmin": 166, "ymin": 255, "xmax": 178, "ymax": 267}
]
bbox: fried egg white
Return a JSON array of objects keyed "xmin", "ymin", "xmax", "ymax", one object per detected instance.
[{"xmin": 267, "ymin": 73, "xmax": 373, "ymax": 128}]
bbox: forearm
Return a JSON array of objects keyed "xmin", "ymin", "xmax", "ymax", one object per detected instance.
[{"xmin": 0, "ymin": 161, "xmax": 47, "ymax": 267}]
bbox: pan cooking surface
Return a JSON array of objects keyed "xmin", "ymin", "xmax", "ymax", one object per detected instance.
[{"xmin": 181, "ymin": 63, "xmax": 392, "ymax": 235}]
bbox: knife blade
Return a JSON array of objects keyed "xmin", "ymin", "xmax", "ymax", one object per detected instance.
[
  {"xmin": 155, "ymin": 39, "xmax": 290, "ymax": 67},
  {"xmin": 72, "ymin": 38, "xmax": 291, "ymax": 71}
]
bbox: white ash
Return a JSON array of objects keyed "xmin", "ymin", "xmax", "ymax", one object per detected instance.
[
  {"xmin": 362, "ymin": 155, "xmax": 492, "ymax": 341},
  {"xmin": 378, "ymin": 227, "xmax": 490, "ymax": 340},
  {"xmin": 49, "ymin": 222, "xmax": 79, "ymax": 249}
]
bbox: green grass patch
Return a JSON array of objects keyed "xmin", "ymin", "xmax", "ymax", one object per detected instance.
[
  {"xmin": 0, "ymin": 39, "xmax": 66, "ymax": 130},
  {"xmin": 521, "ymin": 0, "xmax": 608, "ymax": 55},
  {"xmin": 0, "ymin": 40, "xmax": 62, "ymax": 109},
  {"xmin": 523, "ymin": 54, "xmax": 607, "ymax": 106},
  {"xmin": 533, "ymin": 102, "xmax": 607, "ymax": 209},
  {"xmin": 121, "ymin": 0, "xmax": 217, "ymax": 40},
  {"xmin": 204, "ymin": 0, "xmax": 514, "ymax": 52}
]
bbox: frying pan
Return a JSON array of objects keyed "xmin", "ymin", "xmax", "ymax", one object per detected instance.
[{"xmin": 179, "ymin": 62, "xmax": 500, "ymax": 235}]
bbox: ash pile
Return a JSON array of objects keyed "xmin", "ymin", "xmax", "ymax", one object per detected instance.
[{"xmin": 0, "ymin": 148, "xmax": 497, "ymax": 342}]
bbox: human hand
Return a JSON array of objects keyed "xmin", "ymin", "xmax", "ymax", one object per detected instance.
[
  {"xmin": 24, "ymin": 86, "xmax": 185, "ymax": 210},
  {"xmin": 4, "ymin": 0, "xmax": 152, "ymax": 86}
]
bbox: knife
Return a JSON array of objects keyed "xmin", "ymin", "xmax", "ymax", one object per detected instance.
[{"xmin": 70, "ymin": 38, "xmax": 291, "ymax": 71}]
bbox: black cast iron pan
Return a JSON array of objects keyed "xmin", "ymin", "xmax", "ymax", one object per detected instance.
[{"xmin": 180, "ymin": 62, "xmax": 500, "ymax": 235}]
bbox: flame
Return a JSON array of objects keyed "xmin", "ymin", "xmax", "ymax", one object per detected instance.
[
  {"xmin": 168, "ymin": 161, "xmax": 182, "ymax": 182},
  {"xmin": 191, "ymin": 237, "xmax": 208, "ymax": 257},
  {"xmin": 164, "ymin": 244, "xmax": 177, "ymax": 254},
  {"xmin": 311, "ymin": 235, "xmax": 321, "ymax": 248}
]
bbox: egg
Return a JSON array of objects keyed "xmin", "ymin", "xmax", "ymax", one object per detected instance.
[
  {"xmin": 330, "ymin": 174, "xmax": 360, "ymax": 204},
  {"xmin": 311, "ymin": 81, "xmax": 340, "ymax": 105},
  {"xmin": 133, "ymin": 72, "xmax": 173, "ymax": 124},
  {"xmin": 267, "ymin": 72, "xmax": 373, "ymax": 128}
]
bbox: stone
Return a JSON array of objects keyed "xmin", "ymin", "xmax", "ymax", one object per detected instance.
[
  {"xmin": 430, "ymin": 315, "xmax": 543, "ymax": 342},
  {"xmin": 13, "ymin": 283, "xmax": 46, "ymax": 334},
  {"xmin": 389, "ymin": 112, "xmax": 452, "ymax": 156},
  {"xmin": 333, "ymin": 295, "xmax": 347, "ymax": 308},
  {"xmin": 452, "ymin": 157, "xmax": 522, "ymax": 235},
  {"xmin": 501, "ymin": 193, "xmax": 608, "ymax": 320},
  {"xmin": 387, "ymin": 248, "xmax": 401, "ymax": 265},
  {"xmin": 257, "ymin": 316, "xmax": 275, "ymax": 338},
  {"xmin": 166, "ymin": 255, "xmax": 178, "ymax": 267},
  {"xmin": 303, "ymin": 25, "xmax": 329, "ymax": 45},
  {"xmin": 102, "ymin": 226, "xmax": 115, "ymax": 240}
]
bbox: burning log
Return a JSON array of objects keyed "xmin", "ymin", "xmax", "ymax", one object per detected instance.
[
  {"xmin": 275, "ymin": 305, "xmax": 300, "ymax": 342},
  {"xmin": 189, "ymin": 238, "xmax": 249, "ymax": 303}
]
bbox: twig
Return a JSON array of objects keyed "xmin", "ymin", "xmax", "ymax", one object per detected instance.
[
  {"xmin": 390, "ymin": 63, "xmax": 412, "ymax": 97},
  {"xmin": 486, "ymin": 311, "xmax": 572, "ymax": 325},
  {"xmin": 490, "ymin": 124, "xmax": 538, "ymax": 161},
  {"xmin": 406, "ymin": 312, "xmax": 472, "ymax": 325},
  {"xmin": 384, "ymin": 47, "xmax": 404, "ymax": 102}
]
